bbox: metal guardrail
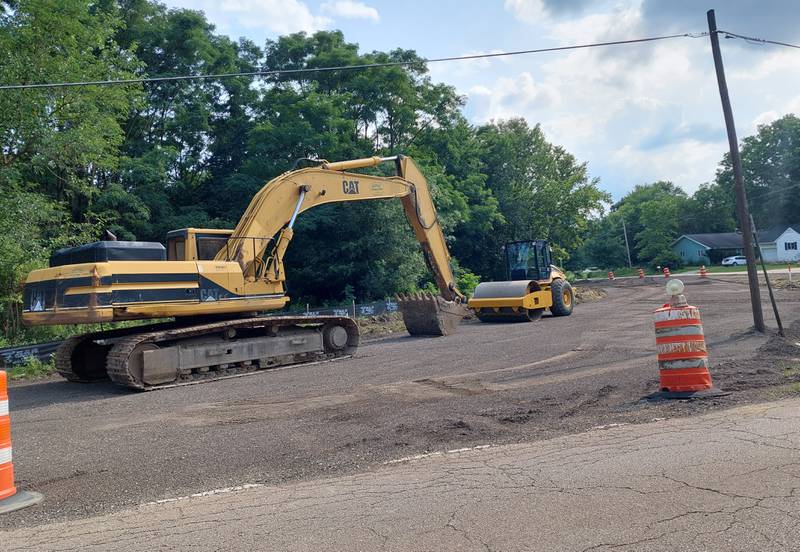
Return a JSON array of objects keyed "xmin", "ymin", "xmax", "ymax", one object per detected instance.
[
  {"xmin": 0, "ymin": 341, "xmax": 61, "ymax": 368},
  {"xmin": 287, "ymin": 299, "xmax": 400, "ymax": 318},
  {"xmin": 0, "ymin": 299, "xmax": 402, "ymax": 367}
]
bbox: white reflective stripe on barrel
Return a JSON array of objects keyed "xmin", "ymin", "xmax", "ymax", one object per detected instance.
[
  {"xmin": 659, "ymin": 358, "xmax": 709, "ymax": 370},
  {"xmin": 656, "ymin": 341, "xmax": 707, "ymax": 355},
  {"xmin": 655, "ymin": 325, "xmax": 705, "ymax": 338},
  {"xmin": 0, "ymin": 400, "xmax": 7, "ymax": 417},
  {"xmin": 0, "ymin": 446, "xmax": 11, "ymax": 465},
  {"xmin": 653, "ymin": 306, "xmax": 700, "ymax": 323}
]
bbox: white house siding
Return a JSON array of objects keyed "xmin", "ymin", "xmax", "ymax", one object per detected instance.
[
  {"xmin": 776, "ymin": 228, "xmax": 800, "ymax": 262},
  {"xmin": 760, "ymin": 244, "xmax": 778, "ymax": 263}
]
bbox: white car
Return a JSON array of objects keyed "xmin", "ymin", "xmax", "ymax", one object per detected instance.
[{"xmin": 721, "ymin": 255, "xmax": 747, "ymax": 266}]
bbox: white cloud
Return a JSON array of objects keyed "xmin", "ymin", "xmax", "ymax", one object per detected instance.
[
  {"xmin": 427, "ymin": 50, "xmax": 508, "ymax": 83},
  {"xmin": 321, "ymin": 0, "xmax": 379, "ymax": 21},
  {"xmin": 611, "ymin": 139, "xmax": 726, "ymax": 193},
  {"xmin": 751, "ymin": 95, "xmax": 800, "ymax": 130},
  {"xmin": 466, "ymin": 72, "xmax": 561, "ymax": 121},
  {"xmin": 458, "ymin": 2, "xmax": 739, "ymax": 195},
  {"xmin": 503, "ymin": 0, "xmax": 548, "ymax": 24},
  {"xmin": 169, "ymin": 0, "xmax": 331, "ymax": 35}
]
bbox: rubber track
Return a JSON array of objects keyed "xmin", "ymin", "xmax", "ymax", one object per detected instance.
[
  {"xmin": 55, "ymin": 336, "xmax": 93, "ymax": 383},
  {"xmin": 54, "ymin": 320, "xmax": 188, "ymax": 383},
  {"xmin": 104, "ymin": 316, "xmax": 358, "ymax": 391}
]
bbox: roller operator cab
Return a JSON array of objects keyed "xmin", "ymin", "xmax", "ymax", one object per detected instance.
[{"xmin": 468, "ymin": 239, "xmax": 574, "ymax": 322}]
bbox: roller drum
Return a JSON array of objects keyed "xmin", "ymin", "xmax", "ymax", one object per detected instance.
[{"xmin": 471, "ymin": 280, "xmax": 542, "ymax": 322}]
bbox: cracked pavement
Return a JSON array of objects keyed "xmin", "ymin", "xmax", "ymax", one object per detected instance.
[
  {"xmin": 2, "ymin": 398, "xmax": 799, "ymax": 551},
  {"xmin": 1, "ymin": 278, "xmax": 800, "ymax": 548}
]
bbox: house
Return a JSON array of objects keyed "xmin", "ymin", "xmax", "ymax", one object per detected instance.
[
  {"xmin": 755, "ymin": 224, "xmax": 800, "ymax": 262},
  {"xmin": 671, "ymin": 223, "xmax": 800, "ymax": 264}
]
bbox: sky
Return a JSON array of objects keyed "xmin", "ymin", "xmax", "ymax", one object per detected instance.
[{"xmin": 162, "ymin": 0, "xmax": 800, "ymax": 200}]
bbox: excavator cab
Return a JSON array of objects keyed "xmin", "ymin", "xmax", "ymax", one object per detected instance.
[
  {"xmin": 166, "ymin": 228, "xmax": 234, "ymax": 261},
  {"xmin": 506, "ymin": 240, "xmax": 552, "ymax": 281}
]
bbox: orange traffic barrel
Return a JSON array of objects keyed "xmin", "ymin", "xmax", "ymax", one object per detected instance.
[
  {"xmin": 699, "ymin": 265, "xmax": 707, "ymax": 278},
  {"xmin": 663, "ymin": 267, "xmax": 671, "ymax": 278},
  {"xmin": 653, "ymin": 304, "xmax": 721, "ymax": 398},
  {"xmin": 638, "ymin": 268, "xmax": 645, "ymax": 279},
  {"xmin": 608, "ymin": 271, "xmax": 615, "ymax": 280},
  {"xmin": 0, "ymin": 371, "xmax": 43, "ymax": 514}
]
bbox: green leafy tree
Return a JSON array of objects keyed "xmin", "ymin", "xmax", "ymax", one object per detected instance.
[
  {"xmin": 0, "ymin": 0, "xmax": 141, "ymax": 218},
  {"xmin": 716, "ymin": 114, "xmax": 800, "ymax": 228},
  {"xmin": 475, "ymin": 119, "xmax": 609, "ymax": 278}
]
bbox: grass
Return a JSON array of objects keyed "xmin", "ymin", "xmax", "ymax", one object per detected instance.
[
  {"xmin": 675, "ymin": 263, "xmax": 793, "ymax": 274},
  {"xmin": 580, "ymin": 267, "xmax": 660, "ymax": 279},
  {"xmin": 577, "ymin": 262, "xmax": 796, "ymax": 280},
  {"xmin": 787, "ymin": 382, "xmax": 800, "ymax": 395},
  {"xmin": 9, "ymin": 356, "xmax": 56, "ymax": 380},
  {"xmin": 782, "ymin": 362, "xmax": 800, "ymax": 379}
]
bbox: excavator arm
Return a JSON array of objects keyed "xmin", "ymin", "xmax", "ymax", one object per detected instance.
[{"xmin": 218, "ymin": 155, "xmax": 464, "ymax": 303}]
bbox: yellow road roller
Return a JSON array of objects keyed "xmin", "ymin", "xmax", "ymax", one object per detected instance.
[{"xmin": 468, "ymin": 240, "xmax": 573, "ymax": 322}]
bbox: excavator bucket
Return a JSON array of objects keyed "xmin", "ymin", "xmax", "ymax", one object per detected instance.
[{"xmin": 396, "ymin": 292, "xmax": 468, "ymax": 336}]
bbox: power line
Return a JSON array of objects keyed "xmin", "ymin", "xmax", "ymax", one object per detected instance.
[
  {"xmin": 0, "ymin": 32, "xmax": 705, "ymax": 91},
  {"xmin": 719, "ymin": 29, "xmax": 800, "ymax": 50}
]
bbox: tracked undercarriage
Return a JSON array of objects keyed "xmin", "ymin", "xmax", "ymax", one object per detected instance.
[{"xmin": 56, "ymin": 316, "xmax": 359, "ymax": 391}]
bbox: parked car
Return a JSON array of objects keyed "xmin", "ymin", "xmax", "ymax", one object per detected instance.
[{"xmin": 721, "ymin": 255, "xmax": 747, "ymax": 266}]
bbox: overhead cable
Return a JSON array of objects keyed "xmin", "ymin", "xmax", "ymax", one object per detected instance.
[
  {"xmin": 719, "ymin": 30, "xmax": 800, "ymax": 50},
  {"xmin": 0, "ymin": 33, "xmax": 706, "ymax": 91}
]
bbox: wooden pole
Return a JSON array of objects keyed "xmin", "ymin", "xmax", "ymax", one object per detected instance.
[
  {"xmin": 751, "ymin": 216, "xmax": 784, "ymax": 336},
  {"xmin": 707, "ymin": 10, "xmax": 765, "ymax": 332},
  {"xmin": 622, "ymin": 217, "xmax": 632, "ymax": 268}
]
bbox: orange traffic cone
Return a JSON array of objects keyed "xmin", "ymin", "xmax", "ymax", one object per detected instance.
[
  {"xmin": 0, "ymin": 371, "xmax": 42, "ymax": 514},
  {"xmin": 663, "ymin": 267, "xmax": 671, "ymax": 278},
  {"xmin": 608, "ymin": 271, "xmax": 615, "ymax": 280},
  {"xmin": 653, "ymin": 288, "xmax": 724, "ymax": 399},
  {"xmin": 699, "ymin": 265, "xmax": 707, "ymax": 278}
]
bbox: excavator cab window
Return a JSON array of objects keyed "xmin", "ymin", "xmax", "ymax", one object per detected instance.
[
  {"xmin": 506, "ymin": 240, "xmax": 552, "ymax": 281},
  {"xmin": 196, "ymin": 236, "xmax": 229, "ymax": 260},
  {"xmin": 167, "ymin": 238, "xmax": 185, "ymax": 261}
]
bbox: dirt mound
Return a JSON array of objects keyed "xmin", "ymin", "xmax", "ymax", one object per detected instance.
[
  {"xmin": 357, "ymin": 312, "xmax": 407, "ymax": 338},
  {"xmin": 758, "ymin": 320, "xmax": 800, "ymax": 357},
  {"xmin": 574, "ymin": 286, "xmax": 607, "ymax": 303},
  {"xmin": 707, "ymin": 321, "xmax": 800, "ymax": 394},
  {"xmin": 771, "ymin": 278, "xmax": 800, "ymax": 290}
]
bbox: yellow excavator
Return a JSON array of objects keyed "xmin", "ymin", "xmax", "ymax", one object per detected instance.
[{"xmin": 22, "ymin": 155, "xmax": 467, "ymax": 390}]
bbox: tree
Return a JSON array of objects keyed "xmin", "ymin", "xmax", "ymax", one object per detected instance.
[
  {"xmin": 475, "ymin": 119, "xmax": 608, "ymax": 278},
  {"xmin": 715, "ymin": 114, "xmax": 800, "ymax": 228},
  {"xmin": 0, "ymin": 184, "xmax": 98, "ymax": 344},
  {"xmin": 0, "ymin": 0, "xmax": 141, "ymax": 218}
]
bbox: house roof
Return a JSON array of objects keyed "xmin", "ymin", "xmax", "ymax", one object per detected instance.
[
  {"xmin": 757, "ymin": 223, "xmax": 800, "ymax": 243},
  {"xmin": 677, "ymin": 233, "xmax": 743, "ymax": 249},
  {"xmin": 673, "ymin": 223, "xmax": 800, "ymax": 249}
]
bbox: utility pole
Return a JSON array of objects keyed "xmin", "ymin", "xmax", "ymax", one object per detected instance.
[
  {"xmin": 707, "ymin": 9, "xmax": 765, "ymax": 332},
  {"xmin": 621, "ymin": 217, "xmax": 632, "ymax": 268}
]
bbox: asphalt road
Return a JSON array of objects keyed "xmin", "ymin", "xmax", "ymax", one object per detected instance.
[
  {"xmin": 2, "ymin": 277, "xmax": 798, "ymax": 529},
  {"xmin": 5, "ymin": 398, "xmax": 799, "ymax": 551}
]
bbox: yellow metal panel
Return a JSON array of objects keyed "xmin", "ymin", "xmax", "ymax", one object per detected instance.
[
  {"xmin": 23, "ymin": 308, "xmax": 116, "ymax": 325},
  {"xmin": 119, "ymin": 296, "xmax": 289, "ymax": 318},
  {"xmin": 468, "ymin": 290, "xmax": 553, "ymax": 310}
]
